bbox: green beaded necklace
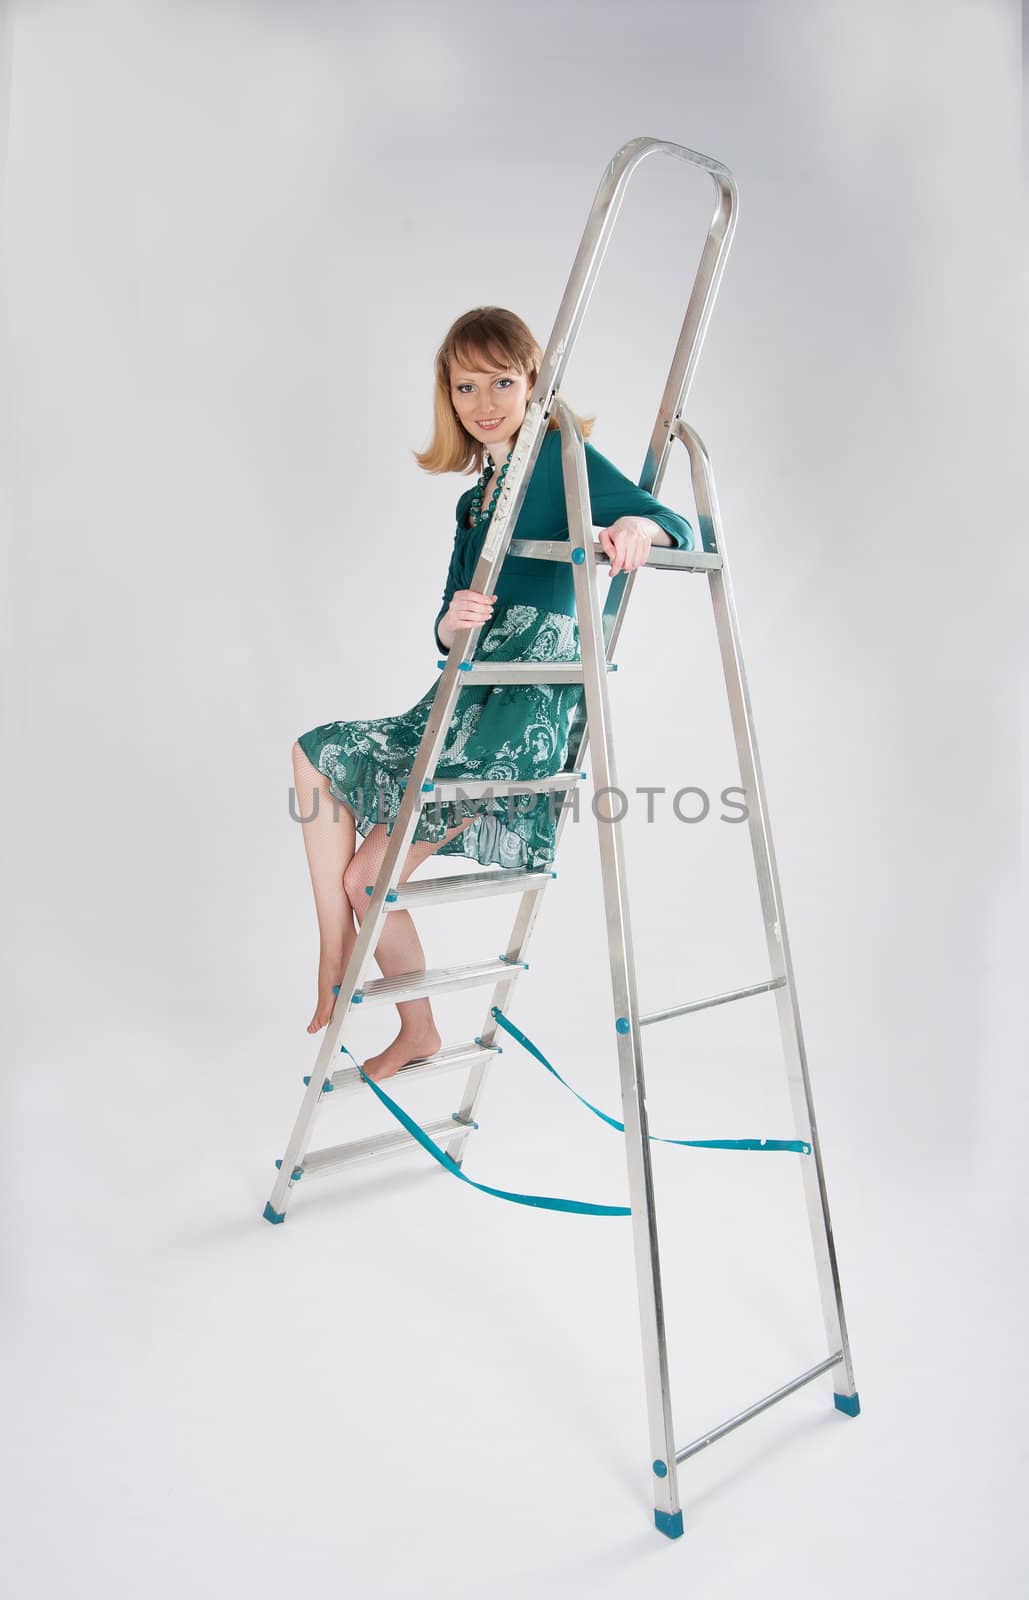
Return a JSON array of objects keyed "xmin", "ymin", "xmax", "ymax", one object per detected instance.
[{"xmin": 468, "ymin": 446, "xmax": 514, "ymax": 528}]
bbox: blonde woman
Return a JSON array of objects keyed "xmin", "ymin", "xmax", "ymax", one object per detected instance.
[{"xmin": 293, "ymin": 306, "xmax": 694, "ymax": 1076}]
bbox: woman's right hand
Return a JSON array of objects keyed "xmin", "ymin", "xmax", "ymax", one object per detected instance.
[{"xmin": 445, "ymin": 588, "xmax": 497, "ymax": 632}]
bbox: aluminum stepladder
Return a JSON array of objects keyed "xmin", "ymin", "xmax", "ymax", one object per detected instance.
[{"xmin": 264, "ymin": 136, "xmax": 859, "ymax": 1540}]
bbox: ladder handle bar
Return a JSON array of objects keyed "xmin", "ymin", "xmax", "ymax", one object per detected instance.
[
  {"xmin": 640, "ymin": 156, "xmax": 737, "ymax": 503},
  {"xmin": 535, "ymin": 137, "xmax": 737, "ymax": 442},
  {"xmin": 469, "ymin": 136, "xmax": 737, "ymax": 598}
]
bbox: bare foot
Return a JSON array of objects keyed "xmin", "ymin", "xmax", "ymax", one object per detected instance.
[
  {"xmin": 361, "ymin": 1019, "xmax": 442, "ymax": 1083},
  {"xmin": 307, "ymin": 954, "xmax": 344, "ymax": 1034}
]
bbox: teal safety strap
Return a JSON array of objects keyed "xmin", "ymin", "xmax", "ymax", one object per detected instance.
[
  {"xmin": 489, "ymin": 1007, "xmax": 811, "ymax": 1155},
  {"xmin": 338, "ymin": 1004, "xmax": 808, "ymax": 1217},
  {"xmin": 340, "ymin": 1045, "xmax": 630, "ymax": 1215}
]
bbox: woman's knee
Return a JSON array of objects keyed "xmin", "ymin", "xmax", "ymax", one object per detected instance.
[{"xmin": 342, "ymin": 856, "xmax": 374, "ymax": 911}]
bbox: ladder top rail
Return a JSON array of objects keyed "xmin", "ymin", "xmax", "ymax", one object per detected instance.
[
  {"xmin": 475, "ymin": 137, "xmax": 737, "ymax": 574},
  {"xmin": 535, "ymin": 137, "xmax": 737, "ymax": 427}
]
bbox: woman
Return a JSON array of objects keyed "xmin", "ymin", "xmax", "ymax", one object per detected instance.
[{"xmin": 293, "ymin": 306, "xmax": 694, "ymax": 1076}]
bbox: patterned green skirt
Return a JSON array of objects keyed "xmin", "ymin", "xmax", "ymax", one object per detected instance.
[{"xmin": 296, "ymin": 602, "xmax": 587, "ymax": 871}]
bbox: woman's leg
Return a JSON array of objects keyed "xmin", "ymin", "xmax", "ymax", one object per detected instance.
[
  {"xmin": 292, "ymin": 740, "xmax": 360, "ymax": 1033},
  {"xmin": 342, "ymin": 816, "xmax": 475, "ymax": 1080}
]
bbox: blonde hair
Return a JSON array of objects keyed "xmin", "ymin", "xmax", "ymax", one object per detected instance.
[{"xmin": 412, "ymin": 305, "xmax": 596, "ymax": 476}]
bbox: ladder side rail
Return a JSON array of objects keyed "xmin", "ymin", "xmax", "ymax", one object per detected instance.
[
  {"xmin": 639, "ymin": 170, "xmax": 736, "ymax": 502},
  {"xmin": 267, "ymin": 645, "xmax": 492, "ymax": 1216},
  {"xmin": 558, "ymin": 399, "xmax": 684, "ymax": 1534},
  {"xmin": 443, "ymin": 876, "xmax": 557, "ymax": 1161},
  {"xmin": 675, "ymin": 420, "xmax": 857, "ymax": 1398}
]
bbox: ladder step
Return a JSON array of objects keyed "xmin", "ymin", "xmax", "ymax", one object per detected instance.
[
  {"xmin": 429, "ymin": 772, "xmax": 585, "ymax": 803},
  {"xmin": 353, "ymin": 956, "xmax": 527, "ymax": 1007},
  {"xmin": 436, "ymin": 661, "xmax": 594, "ymax": 685},
  {"xmin": 329, "ymin": 1039, "xmax": 502, "ymax": 1096},
  {"xmin": 506, "ymin": 537, "xmax": 723, "ymax": 573},
  {"xmin": 643, "ymin": 547, "xmax": 723, "ymax": 573},
  {"xmin": 366, "ymin": 866, "xmax": 555, "ymax": 910},
  {"xmin": 302, "ymin": 1115, "xmax": 479, "ymax": 1178}
]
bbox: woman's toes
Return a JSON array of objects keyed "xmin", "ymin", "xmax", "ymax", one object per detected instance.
[{"xmin": 307, "ymin": 976, "xmax": 341, "ymax": 1033}]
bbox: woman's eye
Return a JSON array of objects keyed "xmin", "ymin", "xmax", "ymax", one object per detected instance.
[{"xmin": 455, "ymin": 377, "xmax": 513, "ymax": 393}]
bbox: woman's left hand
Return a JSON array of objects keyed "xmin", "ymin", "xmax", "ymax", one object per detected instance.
[{"xmin": 597, "ymin": 516, "xmax": 656, "ymax": 576}]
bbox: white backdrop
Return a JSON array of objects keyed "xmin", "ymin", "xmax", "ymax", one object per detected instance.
[{"xmin": 1, "ymin": 2, "xmax": 1025, "ymax": 1597}]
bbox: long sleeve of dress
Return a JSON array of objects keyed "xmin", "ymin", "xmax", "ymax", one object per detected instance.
[
  {"xmin": 432, "ymin": 432, "xmax": 694, "ymax": 653},
  {"xmin": 556, "ymin": 438, "xmax": 695, "ymax": 550},
  {"xmin": 434, "ymin": 518, "xmax": 472, "ymax": 654}
]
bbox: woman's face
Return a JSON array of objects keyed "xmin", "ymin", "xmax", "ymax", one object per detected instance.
[{"xmin": 448, "ymin": 355, "xmax": 534, "ymax": 462}]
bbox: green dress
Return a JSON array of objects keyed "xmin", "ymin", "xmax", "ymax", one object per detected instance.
[{"xmin": 297, "ymin": 430, "xmax": 694, "ymax": 871}]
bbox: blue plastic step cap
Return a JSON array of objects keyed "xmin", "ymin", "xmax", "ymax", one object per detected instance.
[{"xmin": 263, "ymin": 1202, "xmax": 285, "ymax": 1225}]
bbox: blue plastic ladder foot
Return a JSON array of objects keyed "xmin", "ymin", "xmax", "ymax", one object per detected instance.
[
  {"xmin": 263, "ymin": 1202, "xmax": 285, "ymax": 1225},
  {"xmin": 654, "ymin": 1508, "xmax": 684, "ymax": 1539},
  {"xmin": 834, "ymin": 1391, "xmax": 861, "ymax": 1417}
]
